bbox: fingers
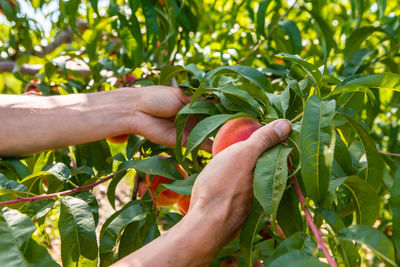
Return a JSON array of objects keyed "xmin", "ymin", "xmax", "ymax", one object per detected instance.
[{"xmin": 245, "ymin": 119, "xmax": 292, "ymax": 157}]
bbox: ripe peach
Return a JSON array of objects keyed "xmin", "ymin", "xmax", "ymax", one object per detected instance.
[
  {"xmin": 107, "ymin": 134, "xmax": 129, "ymax": 143},
  {"xmin": 212, "ymin": 117, "xmax": 262, "ymax": 156},
  {"xmin": 138, "ymin": 156, "xmax": 188, "ymax": 206},
  {"xmin": 24, "ymin": 82, "xmax": 41, "ymax": 95},
  {"xmin": 125, "ymin": 74, "xmax": 137, "ymax": 82},
  {"xmin": 178, "ymin": 195, "xmax": 190, "ymax": 216}
]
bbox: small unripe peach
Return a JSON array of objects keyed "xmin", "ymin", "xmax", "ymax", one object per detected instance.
[
  {"xmin": 107, "ymin": 134, "xmax": 129, "ymax": 143},
  {"xmin": 178, "ymin": 195, "xmax": 190, "ymax": 216},
  {"xmin": 125, "ymin": 74, "xmax": 137, "ymax": 82},
  {"xmin": 212, "ymin": 117, "xmax": 262, "ymax": 156},
  {"xmin": 138, "ymin": 155, "xmax": 188, "ymax": 207}
]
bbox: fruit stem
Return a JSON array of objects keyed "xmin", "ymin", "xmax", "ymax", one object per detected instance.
[
  {"xmin": 145, "ymin": 174, "xmax": 160, "ymax": 216},
  {"xmin": 288, "ymin": 158, "xmax": 338, "ymax": 267},
  {"xmin": 291, "ymin": 112, "xmax": 304, "ymax": 123},
  {"xmin": 0, "ymin": 171, "xmax": 124, "ymax": 206}
]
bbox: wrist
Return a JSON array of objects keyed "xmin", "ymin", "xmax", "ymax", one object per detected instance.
[
  {"xmin": 103, "ymin": 88, "xmax": 141, "ymax": 135},
  {"xmin": 172, "ymin": 207, "xmax": 229, "ymax": 265}
]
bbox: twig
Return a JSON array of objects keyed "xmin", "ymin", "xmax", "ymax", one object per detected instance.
[
  {"xmin": 145, "ymin": 174, "xmax": 160, "ymax": 215},
  {"xmin": 379, "ymin": 151, "xmax": 400, "ymax": 157},
  {"xmin": 132, "ymin": 173, "xmax": 140, "ymax": 200},
  {"xmin": 171, "ymin": 30, "xmax": 184, "ymax": 65},
  {"xmin": 288, "ymin": 159, "xmax": 338, "ymax": 267},
  {"xmin": 374, "ymin": 42, "xmax": 400, "ymax": 63},
  {"xmin": 33, "ymin": 21, "xmax": 88, "ymax": 57},
  {"xmin": 291, "ymin": 112, "xmax": 304, "ymax": 123},
  {"xmin": 0, "ymin": 171, "xmax": 122, "ymax": 206}
]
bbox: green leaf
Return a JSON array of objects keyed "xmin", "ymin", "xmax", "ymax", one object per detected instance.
[
  {"xmin": 341, "ymin": 176, "xmax": 379, "ymax": 226},
  {"xmin": 266, "ymin": 232, "xmax": 316, "ymax": 265},
  {"xmin": 327, "ymin": 84, "xmax": 375, "ymax": 101},
  {"xmin": 340, "ymin": 113, "xmax": 384, "ymax": 189},
  {"xmin": 117, "ymin": 213, "xmax": 159, "ymax": 260},
  {"xmin": 0, "ymin": 208, "xmax": 58, "ymax": 267},
  {"xmin": 118, "ymin": 13, "xmax": 143, "ymax": 68},
  {"xmin": 19, "ymin": 199, "xmax": 55, "ymax": 221},
  {"xmin": 75, "ymin": 192, "xmax": 99, "ymax": 227},
  {"xmin": 207, "ymin": 83, "xmax": 261, "ymax": 111},
  {"xmin": 335, "ymin": 73, "xmax": 400, "ymax": 92},
  {"xmin": 89, "ymin": 0, "xmax": 99, "ymax": 14},
  {"xmin": 66, "ymin": 0, "xmax": 80, "ymax": 36},
  {"xmin": 343, "ymin": 49, "xmax": 374, "ymax": 76},
  {"xmin": 276, "ymin": 187, "xmax": 303, "ymax": 236},
  {"xmin": 266, "ymin": 86, "xmax": 290, "ymax": 116},
  {"xmin": 184, "ymin": 113, "xmax": 250, "ymax": 158},
  {"xmin": 239, "ymin": 199, "xmax": 264, "ymax": 266},
  {"xmin": 278, "ymin": 20, "xmax": 302, "ymax": 54},
  {"xmin": 278, "ymin": 53, "xmax": 322, "ymax": 91},
  {"xmin": 159, "ymin": 65, "xmax": 192, "ymax": 85},
  {"xmin": 178, "ymin": 101, "xmax": 218, "ymax": 116},
  {"xmin": 107, "ymin": 171, "xmax": 128, "ymax": 210},
  {"xmin": 300, "ymin": 95, "xmax": 336, "ymax": 204},
  {"xmin": 269, "ymin": 250, "xmax": 329, "ymax": 267},
  {"xmin": 141, "ymin": 0, "xmax": 159, "ymax": 59},
  {"xmin": 338, "ymin": 225, "xmax": 396, "ymax": 266},
  {"xmin": 126, "ymin": 135, "xmax": 147, "ymax": 159},
  {"xmin": 0, "ymin": 159, "xmax": 31, "ymax": 179},
  {"xmin": 0, "ymin": 173, "xmax": 28, "ymax": 195},
  {"xmin": 75, "ymin": 140, "xmax": 112, "ymax": 172},
  {"xmin": 163, "ymin": 174, "xmax": 197, "ymax": 195},
  {"xmin": 203, "ymin": 65, "xmax": 273, "ymax": 93},
  {"xmin": 59, "ymin": 196, "xmax": 98, "ymax": 267},
  {"xmin": 317, "ymin": 208, "xmax": 345, "ymax": 232},
  {"xmin": 118, "ymin": 157, "xmax": 183, "ymax": 180},
  {"xmin": 306, "ymin": 9, "xmax": 335, "ymax": 61},
  {"xmin": 256, "ymin": 0, "xmax": 271, "ymax": 38},
  {"xmin": 344, "ymin": 27, "xmax": 387, "ymax": 60},
  {"xmin": 390, "ymin": 166, "xmax": 400, "ymax": 255},
  {"xmin": 99, "ymin": 200, "xmax": 147, "ymax": 266},
  {"xmin": 253, "ymin": 144, "xmax": 292, "ymax": 227}
]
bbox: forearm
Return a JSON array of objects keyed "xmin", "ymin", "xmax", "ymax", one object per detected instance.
[{"xmin": 0, "ymin": 88, "xmax": 138, "ymax": 157}]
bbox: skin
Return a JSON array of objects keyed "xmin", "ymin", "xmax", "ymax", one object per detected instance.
[
  {"xmin": 0, "ymin": 86, "xmax": 210, "ymax": 156},
  {"xmin": 116, "ymin": 119, "xmax": 291, "ymax": 267},
  {"xmin": 0, "ymin": 86, "xmax": 291, "ymax": 266}
]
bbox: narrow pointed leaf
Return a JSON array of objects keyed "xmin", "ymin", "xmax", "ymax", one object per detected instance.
[
  {"xmin": 300, "ymin": 96, "xmax": 336, "ymax": 204},
  {"xmin": 59, "ymin": 197, "xmax": 98, "ymax": 267},
  {"xmin": 254, "ymin": 144, "xmax": 292, "ymax": 225}
]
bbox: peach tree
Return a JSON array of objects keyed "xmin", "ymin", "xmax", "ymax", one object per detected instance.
[{"xmin": 0, "ymin": 0, "xmax": 400, "ymax": 266}]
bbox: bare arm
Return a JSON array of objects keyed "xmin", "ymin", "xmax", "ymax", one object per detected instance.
[
  {"xmin": 115, "ymin": 119, "xmax": 292, "ymax": 267},
  {"xmin": 0, "ymin": 86, "xmax": 206, "ymax": 157}
]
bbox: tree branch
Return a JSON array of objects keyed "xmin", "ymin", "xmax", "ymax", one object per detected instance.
[
  {"xmin": 33, "ymin": 21, "xmax": 88, "ymax": 57},
  {"xmin": 0, "ymin": 60, "xmax": 92, "ymax": 76},
  {"xmin": 0, "ymin": 171, "xmax": 122, "ymax": 206},
  {"xmin": 288, "ymin": 159, "xmax": 338, "ymax": 267}
]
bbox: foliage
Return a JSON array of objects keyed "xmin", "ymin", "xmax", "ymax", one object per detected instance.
[{"xmin": 1, "ymin": 0, "xmax": 400, "ymax": 266}]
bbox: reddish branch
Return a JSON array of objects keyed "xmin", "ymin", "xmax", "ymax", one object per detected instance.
[
  {"xmin": 288, "ymin": 159, "xmax": 338, "ymax": 267},
  {"xmin": 0, "ymin": 171, "xmax": 121, "ymax": 206}
]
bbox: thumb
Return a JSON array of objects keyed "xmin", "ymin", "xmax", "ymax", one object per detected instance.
[{"xmin": 245, "ymin": 119, "xmax": 292, "ymax": 157}]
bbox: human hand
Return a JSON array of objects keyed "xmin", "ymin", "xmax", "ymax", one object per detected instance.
[
  {"xmin": 115, "ymin": 119, "xmax": 291, "ymax": 267},
  {"xmin": 187, "ymin": 119, "xmax": 292, "ymax": 257},
  {"xmin": 126, "ymin": 86, "xmax": 212, "ymax": 151}
]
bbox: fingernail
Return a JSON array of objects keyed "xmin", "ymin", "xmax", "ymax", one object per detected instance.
[{"xmin": 273, "ymin": 119, "xmax": 292, "ymax": 140}]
